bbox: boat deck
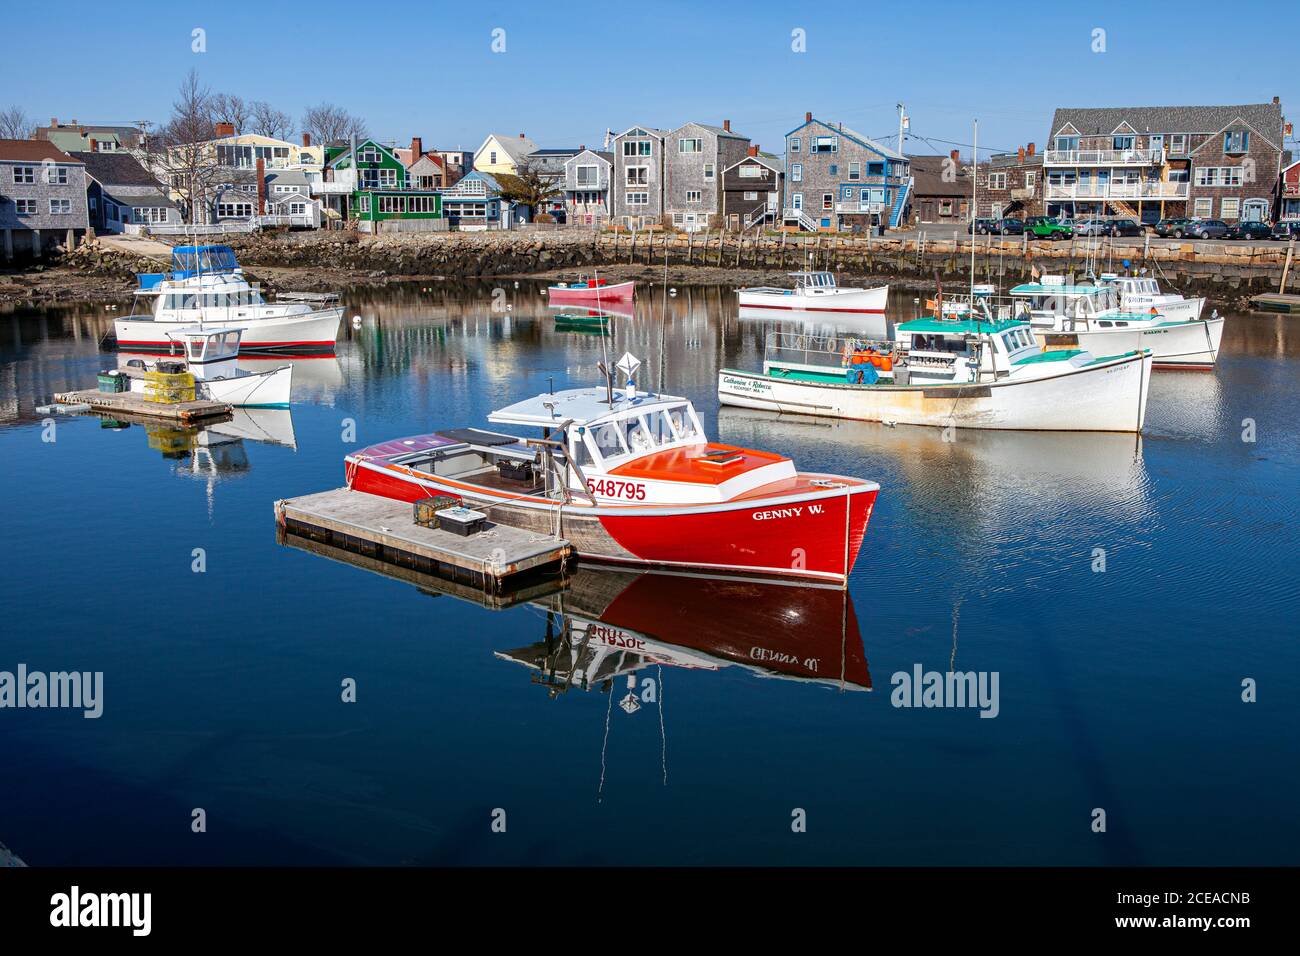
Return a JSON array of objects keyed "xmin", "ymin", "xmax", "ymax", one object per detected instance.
[
  {"xmin": 275, "ymin": 488, "xmax": 572, "ymax": 591},
  {"xmin": 52, "ymin": 388, "xmax": 231, "ymax": 424}
]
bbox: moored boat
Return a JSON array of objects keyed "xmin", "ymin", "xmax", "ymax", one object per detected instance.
[
  {"xmin": 718, "ymin": 299, "xmax": 1153, "ymax": 432},
  {"xmin": 737, "ymin": 271, "xmax": 888, "ymax": 317},
  {"xmin": 1099, "ymin": 273, "xmax": 1206, "ymax": 323},
  {"xmin": 344, "ymin": 354, "xmax": 879, "ymax": 583},
  {"xmin": 547, "ymin": 276, "xmax": 635, "ymax": 303},
  {"xmin": 120, "ymin": 326, "xmax": 292, "ymax": 407},
  {"xmin": 114, "ymin": 245, "xmax": 343, "ymax": 355}
]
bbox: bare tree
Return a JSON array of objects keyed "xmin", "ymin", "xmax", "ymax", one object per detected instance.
[
  {"xmin": 505, "ymin": 159, "xmax": 564, "ymax": 214},
  {"xmin": 210, "ymin": 93, "xmax": 250, "ymax": 134},
  {"xmin": 249, "ymin": 101, "xmax": 293, "ymax": 140},
  {"xmin": 0, "ymin": 105, "xmax": 35, "ymax": 139},
  {"xmin": 301, "ymin": 103, "xmax": 368, "ymax": 144},
  {"xmin": 143, "ymin": 70, "xmax": 247, "ymax": 224}
]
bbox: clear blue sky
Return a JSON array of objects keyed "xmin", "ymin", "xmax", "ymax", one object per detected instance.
[{"xmin": 4, "ymin": 0, "xmax": 1296, "ymax": 159}]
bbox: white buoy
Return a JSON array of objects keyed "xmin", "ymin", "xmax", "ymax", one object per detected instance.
[
  {"xmin": 669, "ymin": 288, "xmax": 677, "ymax": 296},
  {"xmin": 351, "ymin": 315, "xmax": 362, "ymax": 328}
]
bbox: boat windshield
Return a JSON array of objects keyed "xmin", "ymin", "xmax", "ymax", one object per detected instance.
[
  {"xmin": 581, "ymin": 402, "xmax": 703, "ymax": 469},
  {"xmin": 161, "ymin": 290, "xmax": 266, "ymax": 310}
]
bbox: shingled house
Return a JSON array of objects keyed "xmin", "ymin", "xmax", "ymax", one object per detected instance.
[
  {"xmin": 0, "ymin": 139, "xmax": 89, "ymax": 259},
  {"xmin": 1044, "ymin": 100, "xmax": 1286, "ymax": 224},
  {"xmin": 908, "ymin": 152, "xmax": 971, "ymax": 224},
  {"xmin": 784, "ymin": 112, "xmax": 911, "ymax": 231},
  {"xmin": 975, "ymin": 144, "xmax": 1043, "ymax": 219},
  {"xmin": 70, "ymin": 150, "xmax": 179, "ymax": 233}
]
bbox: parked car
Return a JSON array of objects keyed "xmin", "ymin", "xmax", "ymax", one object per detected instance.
[
  {"xmin": 1109, "ymin": 218, "xmax": 1143, "ymax": 237},
  {"xmin": 969, "ymin": 218, "xmax": 999, "ymax": 234},
  {"xmin": 1271, "ymin": 221, "xmax": 1300, "ymax": 240},
  {"xmin": 1072, "ymin": 218, "xmax": 1111, "ymax": 237},
  {"xmin": 1024, "ymin": 216, "xmax": 1073, "ymax": 240},
  {"xmin": 1225, "ymin": 220, "xmax": 1272, "ymax": 240},
  {"xmin": 1184, "ymin": 220, "xmax": 1230, "ymax": 239},
  {"xmin": 1154, "ymin": 217, "xmax": 1193, "ymax": 238},
  {"xmin": 996, "ymin": 218, "xmax": 1025, "ymax": 235}
]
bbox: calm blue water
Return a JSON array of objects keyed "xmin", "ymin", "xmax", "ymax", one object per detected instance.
[{"xmin": 1, "ymin": 283, "xmax": 1296, "ymax": 866}]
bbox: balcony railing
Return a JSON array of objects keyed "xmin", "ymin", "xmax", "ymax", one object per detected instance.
[
  {"xmin": 1044, "ymin": 181, "xmax": 1189, "ymax": 201},
  {"xmin": 1043, "ymin": 148, "xmax": 1164, "ymax": 166},
  {"xmin": 834, "ymin": 202, "xmax": 887, "ymax": 215}
]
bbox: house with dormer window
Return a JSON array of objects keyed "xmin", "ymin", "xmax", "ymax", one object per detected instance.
[
  {"xmin": 1044, "ymin": 99, "xmax": 1285, "ymax": 223},
  {"xmin": 322, "ymin": 139, "xmax": 442, "ymax": 231},
  {"xmin": 611, "ymin": 125, "xmax": 668, "ymax": 229},
  {"xmin": 783, "ymin": 112, "xmax": 911, "ymax": 231}
]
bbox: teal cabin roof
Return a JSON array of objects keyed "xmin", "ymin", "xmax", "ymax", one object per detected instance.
[
  {"xmin": 1010, "ymin": 282, "xmax": 1105, "ymax": 295},
  {"xmin": 897, "ymin": 316, "xmax": 1027, "ymax": 335}
]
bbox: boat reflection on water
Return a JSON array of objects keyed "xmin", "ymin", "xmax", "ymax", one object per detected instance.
[
  {"xmin": 98, "ymin": 408, "xmax": 296, "ymax": 483},
  {"xmin": 279, "ymin": 530, "xmax": 869, "ymax": 693}
]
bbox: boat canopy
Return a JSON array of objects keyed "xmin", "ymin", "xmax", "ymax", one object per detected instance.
[
  {"xmin": 791, "ymin": 271, "xmax": 838, "ymax": 289},
  {"xmin": 172, "ymin": 245, "xmax": 239, "ymax": 278},
  {"xmin": 488, "ymin": 387, "xmax": 690, "ymax": 429},
  {"xmin": 897, "ymin": 316, "xmax": 1027, "ymax": 335}
]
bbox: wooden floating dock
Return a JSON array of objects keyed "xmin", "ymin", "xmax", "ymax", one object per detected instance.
[
  {"xmin": 1248, "ymin": 292, "xmax": 1300, "ymax": 314},
  {"xmin": 275, "ymin": 487, "xmax": 572, "ymax": 591},
  {"xmin": 52, "ymin": 388, "xmax": 232, "ymax": 425}
]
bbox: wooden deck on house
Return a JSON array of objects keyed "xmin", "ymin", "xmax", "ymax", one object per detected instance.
[{"xmin": 274, "ymin": 487, "xmax": 572, "ymax": 591}]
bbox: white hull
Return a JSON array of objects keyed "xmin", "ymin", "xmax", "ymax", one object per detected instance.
[
  {"xmin": 115, "ymin": 308, "xmax": 342, "ymax": 355},
  {"xmin": 737, "ymin": 285, "xmax": 888, "ymax": 315},
  {"xmin": 1038, "ymin": 316, "xmax": 1224, "ymax": 368},
  {"xmin": 718, "ymin": 352, "xmax": 1153, "ymax": 432},
  {"xmin": 199, "ymin": 365, "xmax": 293, "ymax": 407}
]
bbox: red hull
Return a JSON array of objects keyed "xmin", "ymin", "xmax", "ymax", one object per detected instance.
[
  {"xmin": 547, "ymin": 282, "xmax": 635, "ymax": 303},
  {"xmin": 346, "ymin": 461, "xmax": 876, "ymax": 582}
]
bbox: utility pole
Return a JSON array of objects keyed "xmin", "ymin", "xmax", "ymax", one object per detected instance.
[{"xmin": 897, "ymin": 103, "xmax": 909, "ymax": 156}]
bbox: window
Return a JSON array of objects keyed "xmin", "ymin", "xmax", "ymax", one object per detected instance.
[
  {"xmin": 1193, "ymin": 197, "xmax": 1213, "ymax": 218},
  {"xmin": 791, "ymin": 163, "xmax": 802, "ymax": 182},
  {"xmin": 15, "ymin": 198, "xmax": 37, "ymax": 215},
  {"xmin": 1224, "ymin": 130, "xmax": 1249, "ymax": 153},
  {"xmin": 358, "ymin": 147, "xmax": 381, "ymax": 163},
  {"xmin": 132, "ymin": 206, "xmax": 168, "ymax": 223},
  {"xmin": 622, "ymin": 140, "xmax": 651, "ymax": 157},
  {"xmin": 626, "ymin": 192, "xmax": 648, "ymax": 205},
  {"xmin": 46, "ymin": 166, "xmax": 68, "ymax": 184},
  {"xmin": 1024, "ymin": 171, "xmax": 1036, "ymax": 190},
  {"xmin": 673, "ymin": 212, "xmax": 684, "ymax": 225},
  {"xmin": 1054, "ymin": 135, "xmax": 1079, "ymax": 152},
  {"xmin": 792, "ymin": 193, "xmax": 803, "ymax": 211},
  {"xmin": 704, "ymin": 163, "xmax": 714, "ymax": 180},
  {"xmin": 678, "ymin": 138, "xmax": 702, "ymax": 153},
  {"xmin": 849, "ymin": 162, "xmax": 860, "ymax": 180},
  {"xmin": 822, "ymin": 193, "xmax": 833, "ymax": 210},
  {"xmin": 273, "ymin": 184, "xmax": 296, "ymax": 194},
  {"xmin": 287, "ymin": 202, "xmax": 307, "ymax": 216},
  {"xmin": 743, "ymin": 191, "xmax": 758, "ymax": 201},
  {"xmin": 738, "ymin": 164, "xmax": 762, "ymax": 178},
  {"xmin": 789, "ymin": 137, "xmax": 801, "ymax": 153},
  {"xmin": 841, "ymin": 185, "xmax": 854, "ymax": 200},
  {"xmin": 576, "ymin": 164, "xmax": 598, "ymax": 186},
  {"xmin": 378, "ymin": 196, "xmax": 406, "ymax": 214},
  {"xmin": 813, "ymin": 136, "xmax": 837, "ymax": 153},
  {"xmin": 829, "ymin": 164, "xmax": 838, "ymax": 176},
  {"xmin": 1113, "ymin": 135, "xmax": 1135, "ymax": 151},
  {"xmin": 626, "ymin": 165, "xmax": 648, "ymax": 186},
  {"xmin": 488, "ymin": 151, "xmax": 497, "ymax": 164},
  {"xmin": 988, "ymin": 172, "xmax": 1007, "ymax": 190},
  {"xmin": 13, "ymin": 165, "xmax": 35, "ymax": 184},
  {"xmin": 1220, "ymin": 197, "xmax": 1240, "ymax": 219},
  {"xmin": 217, "ymin": 202, "xmax": 253, "ymax": 218},
  {"xmin": 686, "ymin": 190, "xmax": 701, "ymax": 203},
  {"xmin": 1194, "ymin": 167, "xmax": 1244, "ymax": 187},
  {"xmin": 1169, "ymin": 134, "xmax": 1187, "ymax": 154},
  {"xmin": 49, "ymin": 198, "xmax": 72, "ymax": 214}
]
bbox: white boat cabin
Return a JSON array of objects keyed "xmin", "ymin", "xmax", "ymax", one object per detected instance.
[{"xmin": 165, "ymin": 326, "xmax": 244, "ymax": 380}]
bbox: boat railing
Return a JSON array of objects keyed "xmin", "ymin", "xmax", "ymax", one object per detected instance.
[
  {"xmin": 764, "ymin": 330, "xmax": 892, "ymax": 370},
  {"xmin": 935, "ymin": 293, "xmax": 1034, "ymax": 322}
]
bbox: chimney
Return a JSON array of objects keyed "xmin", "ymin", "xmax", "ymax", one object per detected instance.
[
  {"xmin": 89, "ymin": 138, "xmax": 98, "ymax": 152},
  {"xmin": 50, "ymin": 117, "xmax": 58, "ymax": 128},
  {"xmin": 255, "ymin": 157, "xmax": 266, "ymax": 216},
  {"xmin": 1273, "ymin": 96, "xmax": 1280, "ymax": 105},
  {"xmin": 410, "ymin": 136, "xmax": 423, "ymax": 159},
  {"xmin": 302, "ymin": 132, "xmax": 311, "ymax": 148},
  {"xmin": 519, "ymin": 132, "xmax": 526, "ymax": 138},
  {"xmin": 214, "ymin": 121, "xmax": 235, "ymax": 137},
  {"xmin": 950, "ymin": 149, "xmax": 960, "ymax": 163},
  {"xmin": 580, "ymin": 144, "xmax": 585, "ymax": 151},
  {"xmin": 723, "ymin": 119, "xmax": 731, "ymax": 132},
  {"xmin": 1027, "ymin": 142, "xmax": 1036, "ymax": 156},
  {"xmin": 1018, "ymin": 146, "xmax": 1025, "ymax": 163},
  {"xmin": 748, "ymin": 145, "xmax": 759, "ymax": 157},
  {"xmin": 805, "ymin": 111, "xmax": 812, "ymax": 123}
]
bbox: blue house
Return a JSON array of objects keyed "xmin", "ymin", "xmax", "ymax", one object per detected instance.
[
  {"xmin": 783, "ymin": 112, "xmax": 912, "ymax": 231},
  {"xmin": 440, "ymin": 171, "xmax": 523, "ymax": 230}
]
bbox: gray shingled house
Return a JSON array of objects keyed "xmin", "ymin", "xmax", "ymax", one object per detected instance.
[
  {"xmin": 71, "ymin": 150, "xmax": 179, "ymax": 234},
  {"xmin": 0, "ymin": 139, "xmax": 89, "ymax": 259},
  {"xmin": 663, "ymin": 121, "xmax": 751, "ymax": 232}
]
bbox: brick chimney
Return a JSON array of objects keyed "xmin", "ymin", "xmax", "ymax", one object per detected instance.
[
  {"xmin": 50, "ymin": 117, "xmax": 58, "ymax": 128},
  {"xmin": 410, "ymin": 136, "xmax": 423, "ymax": 159},
  {"xmin": 723, "ymin": 119, "xmax": 731, "ymax": 132},
  {"xmin": 255, "ymin": 157, "xmax": 266, "ymax": 216},
  {"xmin": 302, "ymin": 132, "xmax": 311, "ymax": 148},
  {"xmin": 215, "ymin": 121, "xmax": 235, "ymax": 137},
  {"xmin": 1018, "ymin": 146, "xmax": 1025, "ymax": 162},
  {"xmin": 519, "ymin": 132, "xmax": 526, "ymax": 138},
  {"xmin": 89, "ymin": 138, "xmax": 98, "ymax": 152},
  {"xmin": 950, "ymin": 149, "xmax": 960, "ymax": 163},
  {"xmin": 805, "ymin": 111, "xmax": 812, "ymax": 123},
  {"xmin": 1273, "ymin": 95, "xmax": 1280, "ymax": 105},
  {"xmin": 748, "ymin": 145, "xmax": 759, "ymax": 157},
  {"xmin": 1027, "ymin": 142, "xmax": 1036, "ymax": 156}
]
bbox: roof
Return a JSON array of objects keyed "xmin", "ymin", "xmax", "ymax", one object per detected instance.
[
  {"xmin": 1050, "ymin": 103, "xmax": 1284, "ymax": 150},
  {"xmin": 791, "ymin": 119, "xmax": 905, "ymax": 161},
  {"xmin": 906, "ymin": 154, "xmax": 970, "ymax": 198},
  {"xmin": 68, "ymin": 150, "xmax": 158, "ymax": 186},
  {"xmin": 264, "ymin": 169, "xmax": 311, "ymax": 186},
  {"xmin": 565, "ymin": 148, "xmax": 613, "ymax": 167},
  {"xmin": 723, "ymin": 152, "xmax": 782, "ymax": 175},
  {"xmin": 1010, "ymin": 282, "xmax": 1106, "ymax": 295},
  {"xmin": 898, "ymin": 317, "xmax": 1026, "ymax": 335},
  {"xmin": 533, "ymin": 147, "xmax": 581, "ymax": 156},
  {"xmin": 0, "ymin": 138, "xmax": 81, "ymax": 164},
  {"xmin": 107, "ymin": 189, "xmax": 173, "ymax": 208},
  {"xmin": 685, "ymin": 122, "xmax": 748, "ymax": 141},
  {"xmin": 488, "ymin": 387, "xmax": 687, "ymax": 428},
  {"xmin": 479, "ymin": 133, "xmax": 539, "ymax": 163},
  {"xmin": 616, "ymin": 126, "xmax": 668, "ymax": 140}
]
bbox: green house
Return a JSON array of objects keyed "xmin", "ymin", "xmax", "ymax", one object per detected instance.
[{"xmin": 324, "ymin": 139, "xmax": 442, "ymax": 228}]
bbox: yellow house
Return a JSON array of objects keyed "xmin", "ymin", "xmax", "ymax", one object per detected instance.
[
  {"xmin": 207, "ymin": 127, "xmax": 324, "ymax": 170},
  {"xmin": 473, "ymin": 132, "xmax": 538, "ymax": 176}
]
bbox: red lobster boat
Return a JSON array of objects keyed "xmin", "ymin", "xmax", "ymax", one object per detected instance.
[
  {"xmin": 344, "ymin": 355, "xmax": 879, "ymax": 583},
  {"xmin": 547, "ymin": 276, "xmax": 635, "ymax": 304}
]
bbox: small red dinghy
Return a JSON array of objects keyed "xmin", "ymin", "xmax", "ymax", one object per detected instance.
[{"xmin": 547, "ymin": 276, "xmax": 635, "ymax": 303}]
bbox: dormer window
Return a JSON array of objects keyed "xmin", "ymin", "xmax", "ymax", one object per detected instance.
[
  {"xmin": 1224, "ymin": 130, "xmax": 1249, "ymax": 153},
  {"xmin": 1113, "ymin": 135, "xmax": 1135, "ymax": 151}
]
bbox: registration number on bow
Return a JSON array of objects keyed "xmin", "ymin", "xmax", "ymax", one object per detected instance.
[{"xmin": 589, "ymin": 478, "xmax": 647, "ymax": 500}]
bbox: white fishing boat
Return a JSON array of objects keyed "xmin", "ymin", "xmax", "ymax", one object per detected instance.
[
  {"xmin": 121, "ymin": 326, "xmax": 292, "ymax": 407},
  {"xmin": 1099, "ymin": 273, "xmax": 1206, "ymax": 323},
  {"xmin": 737, "ymin": 271, "xmax": 888, "ymax": 322},
  {"xmin": 1009, "ymin": 275, "xmax": 1224, "ymax": 369},
  {"xmin": 717, "ymin": 297, "xmax": 1153, "ymax": 432},
  {"xmin": 114, "ymin": 245, "xmax": 343, "ymax": 355}
]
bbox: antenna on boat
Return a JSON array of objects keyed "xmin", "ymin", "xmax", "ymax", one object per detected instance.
[{"xmin": 596, "ymin": 361, "xmax": 614, "ymax": 406}]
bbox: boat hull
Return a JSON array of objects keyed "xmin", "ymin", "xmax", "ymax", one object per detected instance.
[
  {"xmin": 1038, "ymin": 316, "xmax": 1224, "ymax": 369},
  {"xmin": 200, "ymin": 365, "xmax": 293, "ymax": 407},
  {"xmin": 114, "ymin": 308, "xmax": 342, "ymax": 355},
  {"xmin": 718, "ymin": 352, "xmax": 1153, "ymax": 432},
  {"xmin": 547, "ymin": 281, "xmax": 635, "ymax": 303},
  {"xmin": 737, "ymin": 285, "xmax": 888, "ymax": 315},
  {"xmin": 345, "ymin": 459, "xmax": 878, "ymax": 583}
]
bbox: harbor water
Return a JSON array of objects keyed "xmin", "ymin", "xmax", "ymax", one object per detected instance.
[{"xmin": 1, "ymin": 281, "xmax": 1296, "ymax": 866}]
